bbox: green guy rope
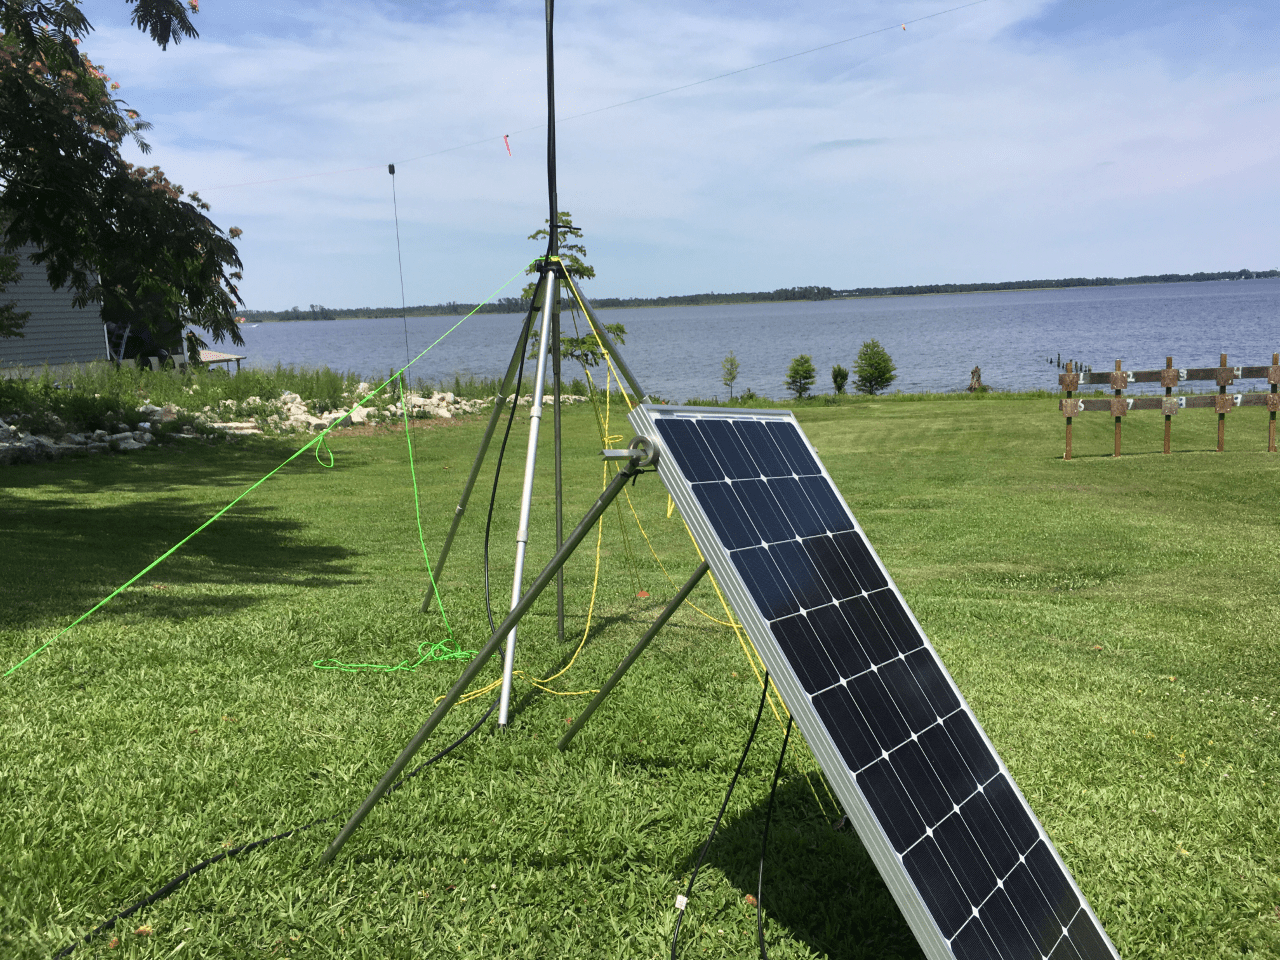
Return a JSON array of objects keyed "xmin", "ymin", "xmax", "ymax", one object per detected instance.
[
  {"xmin": 311, "ymin": 377, "xmax": 475, "ymax": 673},
  {"xmin": 4, "ymin": 264, "xmax": 530, "ymax": 679}
]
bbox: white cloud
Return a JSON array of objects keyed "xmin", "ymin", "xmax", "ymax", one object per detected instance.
[{"xmin": 75, "ymin": 0, "xmax": 1280, "ymax": 308}]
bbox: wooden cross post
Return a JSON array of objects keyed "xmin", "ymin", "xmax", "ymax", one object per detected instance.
[
  {"xmin": 1160, "ymin": 356, "xmax": 1177, "ymax": 455},
  {"xmin": 1269, "ymin": 352, "xmax": 1279, "ymax": 454},
  {"xmin": 1059, "ymin": 361, "xmax": 1078, "ymax": 460},
  {"xmin": 1111, "ymin": 359, "xmax": 1126, "ymax": 458}
]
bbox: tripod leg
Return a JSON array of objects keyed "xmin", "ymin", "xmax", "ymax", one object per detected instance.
[
  {"xmin": 319, "ymin": 460, "xmax": 644, "ymax": 866},
  {"xmin": 558, "ymin": 561, "xmax": 709, "ymax": 751},
  {"xmin": 562, "ymin": 276, "xmax": 649, "ymax": 403},
  {"xmin": 421, "ymin": 284, "xmax": 541, "ymax": 612},
  {"xmin": 552, "ymin": 301, "xmax": 565, "ymax": 644}
]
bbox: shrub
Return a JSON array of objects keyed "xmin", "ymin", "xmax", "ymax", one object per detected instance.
[
  {"xmin": 831, "ymin": 364, "xmax": 849, "ymax": 395},
  {"xmin": 785, "ymin": 355, "xmax": 816, "ymax": 399},
  {"xmin": 854, "ymin": 339, "xmax": 897, "ymax": 395},
  {"xmin": 721, "ymin": 351, "xmax": 740, "ymax": 400}
]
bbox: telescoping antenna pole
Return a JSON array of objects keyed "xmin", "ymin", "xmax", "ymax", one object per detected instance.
[
  {"xmin": 495, "ymin": 0, "xmax": 564, "ymax": 727},
  {"xmin": 498, "ymin": 265, "xmax": 557, "ymax": 727}
]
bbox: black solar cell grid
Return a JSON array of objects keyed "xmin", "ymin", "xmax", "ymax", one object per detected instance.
[{"xmin": 639, "ymin": 408, "xmax": 1117, "ymax": 960}]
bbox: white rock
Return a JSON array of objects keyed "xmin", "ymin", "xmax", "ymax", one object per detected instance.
[
  {"xmin": 349, "ymin": 407, "xmax": 371, "ymax": 425},
  {"xmin": 280, "ymin": 390, "xmax": 302, "ymax": 404},
  {"xmin": 116, "ymin": 438, "xmax": 147, "ymax": 451},
  {"xmin": 107, "ymin": 432, "xmax": 135, "ymax": 443}
]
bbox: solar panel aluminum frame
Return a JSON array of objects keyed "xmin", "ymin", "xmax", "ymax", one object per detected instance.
[{"xmin": 628, "ymin": 403, "xmax": 1119, "ymax": 960}]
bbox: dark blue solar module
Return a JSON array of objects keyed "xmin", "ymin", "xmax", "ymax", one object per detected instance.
[{"xmin": 630, "ymin": 405, "xmax": 1118, "ymax": 960}]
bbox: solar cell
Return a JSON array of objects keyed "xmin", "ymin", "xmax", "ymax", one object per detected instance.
[{"xmin": 631, "ymin": 405, "xmax": 1118, "ymax": 960}]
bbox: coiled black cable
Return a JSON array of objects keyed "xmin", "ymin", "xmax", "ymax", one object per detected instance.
[
  {"xmin": 670, "ymin": 674, "xmax": 771, "ymax": 959},
  {"xmin": 756, "ymin": 716, "xmax": 792, "ymax": 960},
  {"xmin": 481, "ymin": 284, "xmax": 541, "ymax": 634}
]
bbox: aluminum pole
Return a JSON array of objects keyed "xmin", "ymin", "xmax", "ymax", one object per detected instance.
[
  {"xmin": 498, "ymin": 269, "xmax": 558, "ymax": 727},
  {"xmin": 424, "ymin": 281, "xmax": 542, "ymax": 608},
  {"xmin": 552, "ymin": 300, "xmax": 565, "ymax": 644}
]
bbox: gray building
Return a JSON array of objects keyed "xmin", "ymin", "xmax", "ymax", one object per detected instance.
[{"xmin": 0, "ymin": 244, "xmax": 107, "ymax": 376}]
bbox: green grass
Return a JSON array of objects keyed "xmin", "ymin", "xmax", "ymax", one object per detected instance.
[{"xmin": 2, "ymin": 397, "xmax": 1279, "ymax": 959}]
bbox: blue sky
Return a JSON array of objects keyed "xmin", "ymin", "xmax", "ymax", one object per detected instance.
[{"xmin": 78, "ymin": 0, "xmax": 1280, "ymax": 310}]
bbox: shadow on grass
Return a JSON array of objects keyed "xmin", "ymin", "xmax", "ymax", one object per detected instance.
[
  {"xmin": 0, "ymin": 494, "xmax": 359, "ymax": 630},
  {"xmin": 681, "ymin": 778, "xmax": 924, "ymax": 960}
]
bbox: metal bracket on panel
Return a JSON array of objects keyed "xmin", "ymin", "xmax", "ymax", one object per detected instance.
[{"xmin": 601, "ymin": 435, "xmax": 658, "ymax": 468}]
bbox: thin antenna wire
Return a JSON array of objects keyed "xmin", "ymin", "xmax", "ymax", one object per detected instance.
[{"xmin": 388, "ymin": 163, "xmax": 411, "ymax": 378}]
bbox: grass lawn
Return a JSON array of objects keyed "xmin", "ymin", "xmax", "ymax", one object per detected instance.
[{"xmin": 2, "ymin": 396, "xmax": 1278, "ymax": 959}]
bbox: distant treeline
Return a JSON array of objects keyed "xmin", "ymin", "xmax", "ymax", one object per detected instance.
[
  {"xmin": 242, "ymin": 270, "xmax": 1278, "ymax": 321},
  {"xmin": 832, "ymin": 268, "xmax": 1278, "ymax": 299}
]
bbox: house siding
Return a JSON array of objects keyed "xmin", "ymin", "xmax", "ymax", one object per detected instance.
[{"xmin": 0, "ymin": 244, "xmax": 107, "ymax": 370}]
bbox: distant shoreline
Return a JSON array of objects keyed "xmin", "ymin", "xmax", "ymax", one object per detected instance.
[{"xmin": 242, "ymin": 270, "xmax": 1279, "ymax": 322}]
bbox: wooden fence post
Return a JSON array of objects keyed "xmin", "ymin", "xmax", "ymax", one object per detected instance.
[
  {"xmin": 1112, "ymin": 359, "xmax": 1124, "ymax": 457},
  {"xmin": 1060, "ymin": 361, "xmax": 1076, "ymax": 460},
  {"xmin": 1269, "ymin": 352, "xmax": 1278, "ymax": 453},
  {"xmin": 1217, "ymin": 352, "xmax": 1229, "ymax": 452},
  {"xmin": 1162, "ymin": 356, "xmax": 1174, "ymax": 454}
]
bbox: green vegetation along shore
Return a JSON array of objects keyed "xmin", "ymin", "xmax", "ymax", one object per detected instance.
[
  {"xmin": 242, "ymin": 269, "xmax": 1280, "ymax": 322},
  {"xmin": 3, "ymin": 396, "xmax": 1278, "ymax": 959}
]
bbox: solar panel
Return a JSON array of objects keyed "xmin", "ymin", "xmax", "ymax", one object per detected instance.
[{"xmin": 628, "ymin": 405, "xmax": 1119, "ymax": 960}]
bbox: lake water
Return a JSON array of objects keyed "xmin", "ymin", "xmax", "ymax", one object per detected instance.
[{"xmin": 233, "ymin": 278, "xmax": 1280, "ymax": 400}]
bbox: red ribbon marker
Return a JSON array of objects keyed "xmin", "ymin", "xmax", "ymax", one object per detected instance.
[{"xmin": 503, "ymin": 134, "xmax": 511, "ymax": 156}]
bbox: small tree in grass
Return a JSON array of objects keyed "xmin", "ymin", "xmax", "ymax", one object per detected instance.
[
  {"xmin": 721, "ymin": 351, "xmax": 740, "ymax": 400},
  {"xmin": 854, "ymin": 339, "xmax": 897, "ymax": 395},
  {"xmin": 785, "ymin": 354, "xmax": 816, "ymax": 399},
  {"xmin": 831, "ymin": 364, "xmax": 849, "ymax": 395}
]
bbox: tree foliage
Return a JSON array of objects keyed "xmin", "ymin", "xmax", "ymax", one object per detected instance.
[
  {"xmin": 721, "ymin": 350, "xmax": 739, "ymax": 399},
  {"xmin": 521, "ymin": 211, "xmax": 624, "ymax": 372},
  {"xmin": 785, "ymin": 354, "xmax": 816, "ymax": 399},
  {"xmin": 854, "ymin": 339, "xmax": 897, "ymax": 395},
  {"xmin": 521, "ymin": 211, "xmax": 596, "ymax": 301},
  {"xmin": 0, "ymin": 0, "xmax": 244, "ymax": 344},
  {"xmin": 831, "ymin": 363, "xmax": 849, "ymax": 395}
]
